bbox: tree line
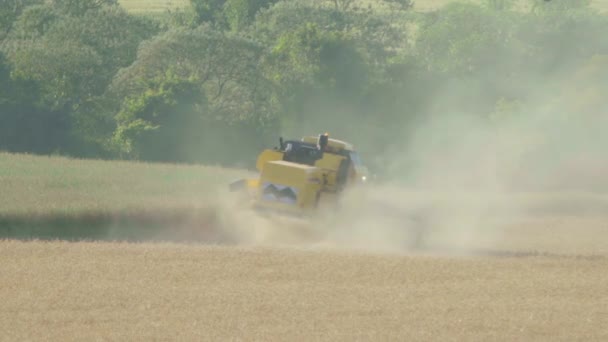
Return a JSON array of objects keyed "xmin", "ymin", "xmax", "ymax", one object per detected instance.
[{"xmin": 0, "ymin": 0, "xmax": 606, "ymax": 170}]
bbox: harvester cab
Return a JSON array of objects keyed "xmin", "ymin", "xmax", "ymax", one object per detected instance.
[{"xmin": 229, "ymin": 133, "xmax": 369, "ymax": 217}]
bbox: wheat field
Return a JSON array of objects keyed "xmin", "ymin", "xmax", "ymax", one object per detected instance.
[
  {"xmin": 2, "ymin": 152, "xmax": 608, "ymax": 340},
  {"xmin": 1, "ymin": 240, "xmax": 607, "ymax": 341}
]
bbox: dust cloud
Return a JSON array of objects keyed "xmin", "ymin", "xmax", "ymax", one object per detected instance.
[
  {"xmin": 329, "ymin": 87, "xmax": 607, "ymax": 255},
  {"xmin": 186, "ymin": 7, "xmax": 608, "ymax": 256},
  {"xmin": 208, "ymin": 60, "xmax": 608, "ymax": 257}
]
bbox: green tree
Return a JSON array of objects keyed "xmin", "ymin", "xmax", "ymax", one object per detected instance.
[
  {"xmin": 223, "ymin": 0, "xmax": 278, "ymax": 32},
  {"xmin": 44, "ymin": 6, "xmax": 160, "ymax": 86},
  {"xmin": 113, "ymin": 72, "xmax": 208, "ymax": 162},
  {"xmin": 0, "ymin": 51, "xmax": 16, "ymax": 149},
  {"xmin": 271, "ymin": 23, "xmax": 368, "ymax": 93},
  {"xmin": 0, "ymin": 50, "xmax": 75, "ymax": 154},
  {"xmin": 0, "ymin": 51, "xmax": 11, "ymax": 104},
  {"xmin": 516, "ymin": 2, "xmax": 608, "ymax": 74},
  {"xmin": 266, "ymin": 22, "xmax": 379, "ymax": 142},
  {"xmin": 8, "ymin": 39, "xmax": 103, "ymax": 111},
  {"xmin": 111, "ymin": 26, "xmax": 276, "ymax": 125},
  {"xmin": 416, "ymin": 2, "xmax": 519, "ymax": 75},
  {"xmin": 110, "ymin": 26, "xmax": 279, "ymax": 164},
  {"xmin": 189, "ymin": 0, "xmax": 227, "ymax": 27},
  {"xmin": 0, "ymin": 0, "xmax": 44, "ymax": 39},
  {"xmin": 2, "ymin": 1, "xmax": 161, "ymax": 156},
  {"xmin": 189, "ymin": 0, "xmax": 278, "ymax": 31},
  {"xmin": 9, "ymin": 4, "xmax": 57, "ymax": 38},
  {"xmin": 252, "ymin": 1, "xmax": 407, "ymax": 69}
]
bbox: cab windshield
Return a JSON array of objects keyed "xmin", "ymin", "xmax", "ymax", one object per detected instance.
[{"xmin": 282, "ymin": 141, "xmax": 322, "ymax": 165}]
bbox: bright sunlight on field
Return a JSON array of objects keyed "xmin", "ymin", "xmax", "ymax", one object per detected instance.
[
  {"xmin": 0, "ymin": 152, "xmax": 247, "ymax": 216},
  {"xmin": 0, "ymin": 152, "xmax": 250, "ymax": 242},
  {"xmin": 2, "ymin": 151, "xmax": 608, "ymax": 340},
  {"xmin": 119, "ymin": 0, "xmax": 188, "ymax": 13},
  {"xmin": 1, "ymin": 240, "xmax": 607, "ymax": 341}
]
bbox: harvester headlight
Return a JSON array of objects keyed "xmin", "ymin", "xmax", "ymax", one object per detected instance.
[{"xmin": 361, "ymin": 176, "xmax": 367, "ymax": 182}]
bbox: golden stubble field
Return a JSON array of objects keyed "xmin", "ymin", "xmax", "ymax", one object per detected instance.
[
  {"xmin": 1, "ymin": 221, "xmax": 608, "ymax": 341},
  {"xmin": 2, "ymin": 153, "xmax": 608, "ymax": 340}
]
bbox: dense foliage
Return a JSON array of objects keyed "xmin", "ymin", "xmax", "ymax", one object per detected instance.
[{"xmin": 0, "ymin": 0, "xmax": 606, "ymax": 171}]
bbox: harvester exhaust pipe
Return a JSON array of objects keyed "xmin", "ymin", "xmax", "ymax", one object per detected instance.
[{"xmin": 318, "ymin": 133, "xmax": 329, "ymax": 151}]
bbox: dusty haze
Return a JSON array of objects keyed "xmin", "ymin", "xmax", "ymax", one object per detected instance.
[
  {"xmin": 212, "ymin": 90, "xmax": 608, "ymax": 256},
  {"xmin": 209, "ymin": 22, "xmax": 608, "ymax": 256}
]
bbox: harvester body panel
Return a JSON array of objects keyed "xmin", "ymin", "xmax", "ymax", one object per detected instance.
[{"xmin": 257, "ymin": 160, "xmax": 322, "ymax": 210}]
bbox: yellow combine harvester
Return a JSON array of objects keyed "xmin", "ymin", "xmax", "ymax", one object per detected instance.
[
  {"xmin": 228, "ymin": 133, "xmax": 430, "ymax": 249},
  {"xmin": 229, "ymin": 133, "xmax": 369, "ymax": 219}
]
